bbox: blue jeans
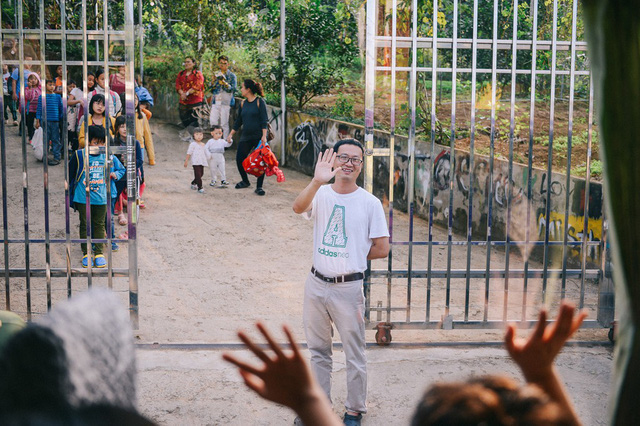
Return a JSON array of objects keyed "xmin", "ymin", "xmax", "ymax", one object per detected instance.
[{"xmin": 46, "ymin": 121, "xmax": 61, "ymax": 160}]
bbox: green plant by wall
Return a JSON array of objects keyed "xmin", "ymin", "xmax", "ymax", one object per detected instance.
[{"xmin": 331, "ymin": 95, "xmax": 355, "ymax": 119}]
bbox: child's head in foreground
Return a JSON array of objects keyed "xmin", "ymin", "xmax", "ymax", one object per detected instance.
[{"xmin": 410, "ymin": 375, "xmax": 573, "ymax": 426}]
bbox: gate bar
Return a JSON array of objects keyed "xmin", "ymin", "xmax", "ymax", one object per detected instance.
[
  {"xmin": 464, "ymin": 0, "xmax": 480, "ymax": 322},
  {"xmin": 541, "ymin": 0, "xmax": 559, "ymax": 303},
  {"xmin": 125, "ymin": 0, "xmax": 140, "ymax": 329},
  {"xmin": 560, "ymin": 0, "xmax": 579, "ymax": 296},
  {"xmin": 0, "ymin": 1, "xmax": 10, "ymax": 310},
  {"xmin": 370, "ymin": 268, "xmax": 602, "ymax": 280},
  {"xmin": 388, "ymin": 0, "xmax": 398, "ymax": 324},
  {"xmin": 17, "ymin": 0, "xmax": 33, "ymax": 320},
  {"xmin": 61, "ymin": 0, "xmax": 73, "ymax": 299},
  {"xmin": 39, "ymin": 0, "xmax": 53, "ymax": 311},
  {"xmin": 484, "ymin": 0, "xmax": 499, "ymax": 323},
  {"xmin": 504, "ymin": 0, "xmax": 519, "ymax": 322},
  {"xmin": 444, "ymin": 0, "xmax": 459, "ymax": 324},
  {"xmin": 522, "ymin": 0, "xmax": 540, "ymax": 322}
]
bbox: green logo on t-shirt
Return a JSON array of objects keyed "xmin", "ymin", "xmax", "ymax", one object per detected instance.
[{"xmin": 322, "ymin": 205, "xmax": 348, "ymax": 248}]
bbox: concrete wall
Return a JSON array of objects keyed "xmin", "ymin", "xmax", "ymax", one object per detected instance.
[{"xmin": 285, "ymin": 112, "xmax": 604, "ymax": 266}]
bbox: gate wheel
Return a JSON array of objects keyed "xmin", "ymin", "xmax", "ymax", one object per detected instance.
[{"xmin": 374, "ymin": 322, "xmax": 393, "ymax": 346}]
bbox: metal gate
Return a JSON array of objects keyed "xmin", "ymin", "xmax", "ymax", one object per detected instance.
[
  {"xmin": 0, "ymin": 0, "xmax": 140, "ymax": 327},
  {"xmin": 363, "ymin": 0, "xmax": 614, "ymax": 331}
]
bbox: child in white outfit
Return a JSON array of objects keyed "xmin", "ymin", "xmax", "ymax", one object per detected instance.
[
  {"xmin": 205, "ymin": 125, "xmax": 233, "ymax": 186},
  {"xmin": 184, "ymin": 127, "xmax": 211, "ymax": 193}
]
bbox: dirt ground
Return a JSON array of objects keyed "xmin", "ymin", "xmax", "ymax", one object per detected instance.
[{"xmin": 0, "ymin": 120, "xmax": 612, "ymax": 425}]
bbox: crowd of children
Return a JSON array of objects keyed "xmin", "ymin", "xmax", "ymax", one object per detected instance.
[{"xmin": 4, "ymin": 63, "xmax": 156, "ymax": 269}]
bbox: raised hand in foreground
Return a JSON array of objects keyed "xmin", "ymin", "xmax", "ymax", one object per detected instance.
[
  {"xmin": 505, "ymin": 301, "xmax": 587, "ymax": 426},
  {"xmin": 222, "ymin": 323, "xmax": 341, "ymax": 426}
]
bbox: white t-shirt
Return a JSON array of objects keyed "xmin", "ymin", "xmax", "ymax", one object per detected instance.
[
  {"xmin": 70, "ymin": 87, "xmax": 84, "ymax": 102},
  {"xmin": 205, "ymin": 138, "xmax": 232, "ymax": 154},
  {"xmin": 304, "ymin": 185, "xmax": 389, "ymax": 276},
  {"xmin": 187, "ymin": 141, "xmax": 211, "ymax": 166}
]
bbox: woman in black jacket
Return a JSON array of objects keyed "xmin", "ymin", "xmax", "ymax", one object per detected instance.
[{"xmin": 227, "ymin": 79, "xmax": 268, "ymax": 196}]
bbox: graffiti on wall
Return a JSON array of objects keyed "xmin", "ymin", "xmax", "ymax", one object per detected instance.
[
  {"xmin": 537, "ymin": 211, "xmax": 602, "ymax": 262},
  {"xmin": 282, "ymin": 111, "xmax": 603, "ymax": 265}
]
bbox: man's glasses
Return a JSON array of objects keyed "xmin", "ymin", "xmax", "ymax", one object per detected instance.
[{"xmin": 336, "ymin": 154, "xmax": 363, "ymax": 166}]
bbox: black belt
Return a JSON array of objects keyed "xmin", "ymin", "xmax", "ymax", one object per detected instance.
[{"xmin": 311, "ymin": 267, "xmax": 364, "ymax": 284}]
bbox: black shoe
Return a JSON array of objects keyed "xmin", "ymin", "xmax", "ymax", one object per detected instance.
[
  {"xmin": 235, "ymin": 181, "xmax": 250, "ymax": 189},
  {"xmin": 47, "ymin": 158, "xmax": 60, "ymax": 166},
  {"xmin": 255, "ymin": 187, "xmax": 265, "ymax": 196},
  {"xmin": 343, "ymin": 413, "xmax": 362, "ymax": 426}
]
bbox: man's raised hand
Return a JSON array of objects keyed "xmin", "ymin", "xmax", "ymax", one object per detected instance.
[{"xmin": 313, "ymin": 148, "xmax": 340, "ymax": 184}]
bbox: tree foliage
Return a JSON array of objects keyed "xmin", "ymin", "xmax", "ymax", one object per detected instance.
[{"xmin": 248, "ymin": 0, "xmax": 360, "ymax": 108}]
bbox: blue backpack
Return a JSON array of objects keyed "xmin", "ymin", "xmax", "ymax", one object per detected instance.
[{"xmin": 135, "ymin": 86, "xmax": 154, "ymax": 107}]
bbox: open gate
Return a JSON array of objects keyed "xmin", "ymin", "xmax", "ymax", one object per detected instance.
[
  {"xmin": 362, "ymin": 0, "xmax": 614, "ymax": 336},
  {"xmin": 0, "ymin": 0, "xmax": 141, "ymax": 327}
]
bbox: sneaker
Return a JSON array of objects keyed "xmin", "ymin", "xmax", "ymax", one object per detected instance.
[
  {"xmin": 81, "ymin": 255, "xmax": 91, "ymax": 268},
  {"xmin": 191, "ymin": 184, "xmax": 198, "ymax": 190},
  {"xmin": 209, "ymin": 180, "xmax": 216, "ymax": 187},
  {"xmin": 343, "ymin": 413, "xmax": 362, "ymax": 426},
  {"xmin": 12, "ymin": 119, "xmax": 18, "ymax": 126},
  {"xmin": 293, "ymin": 417, "xmax": 305, "ymax": 426},
  {"xmin": 198, "ymin": 188, "xmax": 205, "ymax": 193},
  {"xmin": 111, "ymin": 242, "xmax": 119, "ymax": 252},
  {"xmin": 255, "ymin": 187, "xmax": 265, "ymax": 196},
  {"xmin": 47, "ymin": 158, "xmax": 60, "ymax": 166},
  {"xmin": 94, "ymin": 254, "xmax": 107, "ymax": 268},
  {"xmin": 235, "ymin": 181, "xmax": 250, "ymax": 189},
  {"xmin": 221, "ymin": 180, "xmax": 229, "ymax": 186}
]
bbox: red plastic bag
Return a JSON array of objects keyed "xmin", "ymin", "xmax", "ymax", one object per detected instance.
[{"xmin": 243, "ymin": 144, "xmax": 285, "ymax": 182}]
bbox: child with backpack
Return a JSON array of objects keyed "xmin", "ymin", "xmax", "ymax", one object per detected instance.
[{"xmin": 69, "ymin": 125, "xmax": 125, "ymax": 268}]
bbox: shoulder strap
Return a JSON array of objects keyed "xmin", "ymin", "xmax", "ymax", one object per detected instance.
[{"xmin": 74, "ymin": 151, "xmax": 84, "ymax": 183}]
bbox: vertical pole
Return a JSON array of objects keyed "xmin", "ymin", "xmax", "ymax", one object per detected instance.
[
  {"xmin": 83, "ymin": 0, "xmax": 94, "ymax": 286},
  {"xmin": 280, "ymin": 0, "xmax": 286, "ymax": 165},
  {"xmin": 125, "ymin": 0, "xmax": 139, "ymax": 329},
  {"xmin": 0, "ymin": 4, "xmax": 9, "ymax": 309},
  {"xmin": 445, "ymin": 0, "xmax": 459, "ymax": 322},
  {"xmin": 484, "ymin": 0, "xmax": 499, "ymax": 322},
  {"xmin": 388, "ymin": 0, "xmax": 397, "ymax": 323},
  {"xmin": 363, "ymin": 0, "xmax": 376, "ymax": 322},
  {"xmin": 61, "ymin": 0, "xmax": 72, "ymax": 298},
  {"xmin": 17, "ymin": 0, "xmax": 32, "ymax": 320},
  {"xmin": 39, "ymin": 0, "xmax": 52, "ymax": 310},
  {"xmin": 464, "ymin": 0, "xmax": 479, "ymax": 322},
  {"xmin": 427, "ymin": 0, "xmax": 438, "ymax": 319},
  {"xmin": 504, "ymin": 0, "xmax": 519, "ymax": 322},
  {"xmin": 542, "ymin": 0, "xmax": 559, "ymax": 305},
  {"xmin": 104, "ymin": 0, "xmax": 114, "ymax": 288},
  {"xmin": 561, "ymin": 0, "xmax": 579, "ymax": 298},
  {"xmin": 139, "ymin": 0, "xmax": 144, "ymax": 84},
  {"xmin": 406, "ymin": 0, "xmax": 417, "ymax": 323},
  {"xmin": 523, "ymin": 0, "xmax": 539, "ymax": 322}
]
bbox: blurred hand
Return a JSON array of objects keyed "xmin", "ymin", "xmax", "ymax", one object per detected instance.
[
  {"xmin": 505, "ymin": 301, "xmax": 587, "ymax": 381},
  {"xmin": 223, "ymin": 323, "xmax": 323, "ymax": 413}
]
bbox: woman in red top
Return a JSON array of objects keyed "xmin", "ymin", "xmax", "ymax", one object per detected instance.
[
  {"xmin": 175, "ymin": 56, "xmax": 204, "ymax": 128},
  {"xmin": 109, "ymin": 65, "xmax": 126, "ymax": 95}
]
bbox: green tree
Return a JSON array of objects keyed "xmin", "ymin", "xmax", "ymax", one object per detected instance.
[{"xmin": 249, "ymin": 0, "xmax": 359, "ymax": 108}]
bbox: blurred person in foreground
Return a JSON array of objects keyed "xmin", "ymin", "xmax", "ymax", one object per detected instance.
[{"xmin": 224, "ymin": 301, "xmax": 585, "ymax": 426}]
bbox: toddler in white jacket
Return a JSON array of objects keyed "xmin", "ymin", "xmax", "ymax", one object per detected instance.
[{"xmin": 205, "ymin": 125, "xmax": 233, "ymax": 186}]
